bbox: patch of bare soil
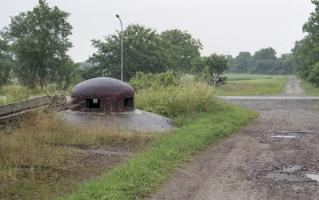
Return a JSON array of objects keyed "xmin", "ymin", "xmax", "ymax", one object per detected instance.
[{"xmin": 147, "ymin": 77, "xmax": 319, "ymax": 200}]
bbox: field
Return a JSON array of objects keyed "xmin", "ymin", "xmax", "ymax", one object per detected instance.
[{"xmin": 215, "ymin": 73, "xmax": 288, "ymax": 96}]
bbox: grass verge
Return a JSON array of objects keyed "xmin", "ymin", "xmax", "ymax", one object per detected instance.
[
  {"xmin": 61, "ymin": 103, "xmax": 256, "ymax": 200},
  {"xmin": 299, "ymin": 79, "xmax": 319, "ymax": 96},
  {"xmin": 215, "ymin": 73, "xmax": 288, "ymax": 96}
]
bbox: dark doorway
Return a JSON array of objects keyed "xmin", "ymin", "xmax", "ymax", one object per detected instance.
[
  {"xmin": 124, "ymin": 97, "xmax": 133, "ymax": 108},
  {"xmin": 86, "ymin": 98, "xmax": 100, "ymax": 110}
]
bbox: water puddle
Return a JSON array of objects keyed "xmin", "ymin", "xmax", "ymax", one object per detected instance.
[
  {"xmin": 282, "ymin": 165, "xmax": 303, "ymax": 173},
  {"xmin": 271, "ymin": 135, "xmax": 298, "ymax": 139},
  {"xmin": 306, "ymin": 174, "xmax": 319, "ymax": 182},
  {"xmin": 270, "ymin": 130, "xmax": 317, "ymax": 139}
]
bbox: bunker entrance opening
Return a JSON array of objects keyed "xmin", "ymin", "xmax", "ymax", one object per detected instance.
[
  {"xmin": 86, "ymin": 98, "xmax": 100, "ymax": 110},
  {"xmin": 124, "ymin": 97, "xmax": 133, "ymax": 108}
]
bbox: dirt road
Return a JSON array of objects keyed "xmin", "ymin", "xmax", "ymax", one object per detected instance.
[{"xmin": 147, "ymin": 76, "xmax": 319, "ymax": 200}]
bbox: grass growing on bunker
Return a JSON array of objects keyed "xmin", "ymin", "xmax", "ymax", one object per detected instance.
[
  {"xmin": 0, "ymin": 111, "xmax": 149, "ymax": 200},
  {"xmin": 61, "ymin": 81, "xmax": 257, "ymax": 200}
]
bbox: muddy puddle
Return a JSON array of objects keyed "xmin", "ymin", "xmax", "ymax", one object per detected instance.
[{"xmin": 271, "ymin": 131, "xmax": 318, "ymax": 139}]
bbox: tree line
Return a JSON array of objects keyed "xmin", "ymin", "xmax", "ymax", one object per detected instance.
[{"xmin": 227, "ymin": 48, "xmax": 294, "ymax": 75}]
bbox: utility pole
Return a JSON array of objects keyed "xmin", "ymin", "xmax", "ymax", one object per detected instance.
[{"xmin": 115, "ymin": 14, "xmax": 124, "ymax": 81}]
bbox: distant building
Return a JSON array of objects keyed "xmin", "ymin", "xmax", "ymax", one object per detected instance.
[{"xmin": 71, "ymin": 77, "xmax": 134, "ymax": 113}]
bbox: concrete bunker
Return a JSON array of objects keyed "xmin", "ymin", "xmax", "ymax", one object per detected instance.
[{"xmin": 71, "ymin": 77, "xmax": 134, "ymax": 113}]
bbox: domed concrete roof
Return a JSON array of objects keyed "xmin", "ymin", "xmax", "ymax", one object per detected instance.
[{"xmin": 71, "ymin": 77, "xmax": 134, "ymax": 97}]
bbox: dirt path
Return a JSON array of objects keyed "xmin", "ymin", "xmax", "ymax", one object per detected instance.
[
  {"xmin": 282, "ymin": 75, "xmax": 304, "ymax": 96},
  {"xmin": 147, "ymin": 76, "xmax": 319, "ymax": 200}
]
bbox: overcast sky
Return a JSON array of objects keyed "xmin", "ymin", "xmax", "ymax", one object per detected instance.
[{"xmin": 0, "ymin": 0, "xmax": 314, "ymax": 62}]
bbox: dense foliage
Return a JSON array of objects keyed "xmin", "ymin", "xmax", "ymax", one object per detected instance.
[
  {"xmin": 228, "ymin": 48, "xmax": 294, "ymax": 75},
  {"xmin": 293, "ymin": 0, "xmax": 319, "ymax": 86},
  {"xmin": 197, "ymin": 54, "xmax": 228, "ymax": 86},
  {"xmin": 0, "ymin": 37, "xmax": 13, "ymax": 86},
  {"xmin": 129, "ymin": 71, "xmax": 181, "ymax": 91},
  {"xmin": 2, "ymin": 0, "xmax": 78, "ymax": 89},
  {"xmin": 85, "ymin": 26, "xmax": 202, "ymax": 81}
]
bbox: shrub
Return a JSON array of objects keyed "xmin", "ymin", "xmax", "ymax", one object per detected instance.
[
  {"xmin": 135, "ymin": 82, "xmax": 218, "ymax": 118},
  {"xmin": 129, "ymin": 71, "xmax": 181, "ymax": 91}
]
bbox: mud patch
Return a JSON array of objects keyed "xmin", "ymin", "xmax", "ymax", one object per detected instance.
[
  {"xmin": 265, "ymin": 167, "xmax": 307, "ymax": 183},
  {"xmin": 265, "ymin": 173, "xmax": 307, "ymax": 183}
]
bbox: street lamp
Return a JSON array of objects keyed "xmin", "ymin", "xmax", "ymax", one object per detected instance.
[{"xmin": 116, "ymin": 14, "xmax": 124, "ymax": 81}]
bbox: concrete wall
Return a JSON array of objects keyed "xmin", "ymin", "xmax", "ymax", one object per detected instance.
[{"xmin": 0, "ymin": 96, "xmax": 51, "ymax": 117}]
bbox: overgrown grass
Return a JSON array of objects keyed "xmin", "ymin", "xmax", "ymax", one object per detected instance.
[
  {"xmin": 0, "ymin": 111, "xmax": 148, "ymax": 200},
  {"xmin": 135, "ymin": 82, "xmax": 216, "ymax": 118},
  {"xmin": 299, "ymin": 79, "xmax": 319, "ymax": 96},
  {"xmin": 61, "ymin": 81, "xmax": 256, "ymax": 200},
  {"xmin": 0, "ymin": 84, "xmax": 59, "ymax": 105},
  {"xmin": 215, "ymin": 73, "xmax": 288, "ymax": 96}
]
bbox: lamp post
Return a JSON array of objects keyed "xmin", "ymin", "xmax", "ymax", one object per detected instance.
[{"xmin": 116, "ymin": 14, "xmax": 124, "ymax": 81}]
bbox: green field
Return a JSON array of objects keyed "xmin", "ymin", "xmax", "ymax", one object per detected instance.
[{"xmin": 215, "ymin": 73, "xmax": 288, "ymax": 96}]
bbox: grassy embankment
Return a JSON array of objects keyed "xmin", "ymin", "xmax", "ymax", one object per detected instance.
[
  {"xmin": 299, "ymin": 79, "xmax": 319, "ymax": 107},
  {"xmin": 299, "ymin": 79, "xmax": 319, "ymax": 96},
  {"xmin": 61, "ymin": 81, "xmax": 256, "ymax": 200},
  {"xmin": 215, "ymin": 73, "xmax": 288, "ymax": 96}
]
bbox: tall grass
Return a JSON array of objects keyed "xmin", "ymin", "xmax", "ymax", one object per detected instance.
[
  {"xmin": 299, "ymin": 79, "xmax": 319, "ymax": 96},
  {"xmin": 0, "ymin": 84, "xmax": 60, "ymax": 105},
  {"xmin": 135, "ymin": 82, "xmax": 217, "ymax": 118},
  {"xmin": 0, "ymin": 111, "xmax": 148, "ymax": 183}
]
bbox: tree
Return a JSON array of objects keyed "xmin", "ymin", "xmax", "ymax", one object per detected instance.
[
  {"xmin": 3, "ymin": 0, "xmax": 73, "ymax": 88},
  {"xmin": 293, "ymin": 0, "xmax": 319, "ymax": 86},
  {"xmin": 202, "ymin": 54, "xmax": 228, "ymax": 86},
  {"xmin": 276, "ymin": 54, "xmax": 294, "ymax": 74},
  {"xmin": 89, "ymin": 24, "xmax": 174, "ymax": 81},
  {"xmin": 0, "ymin": 36, "xmax": 13, "ymax": 86},
  {"xmin": 228, "ymin": 52, "xmax": 252, "ymax": 73},
  {"xmin": 160, "ymin": 29, "xmax": 202, "ymax": 73},
  {"xmin": 253, "ymin": 47, "xmax": 277, "ymax": 61}
]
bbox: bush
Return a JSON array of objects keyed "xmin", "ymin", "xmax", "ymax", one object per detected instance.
[
  {"xmin": 135, "ymin": 82, "xmax": 218, "ymax": 118},
  {"xmin": 129, "ymin": 71, "xmax": 181, "ymax": 91}
]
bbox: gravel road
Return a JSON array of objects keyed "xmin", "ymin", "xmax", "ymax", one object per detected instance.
[{"xmin": 147, "ymin": 76, "xmax": 319, "ymax": 200}]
